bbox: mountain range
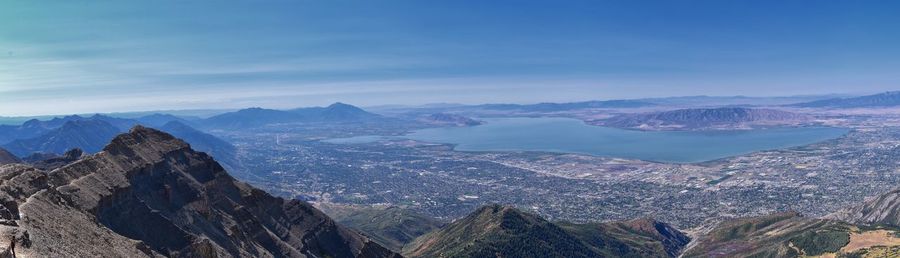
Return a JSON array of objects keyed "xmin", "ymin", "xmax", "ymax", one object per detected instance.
[
  {"xmin": 0, "ymin": 126, "xmax": 398, "ymax": 257},
  {"xmin": 598, "ymin": 107, "xmax": 811, "ymax": 130},
  {"xmin": 474, "ymin": 100, "xmax": 657, "ymax": 112},
  {"xmin": 791, "ymin": 91, "xmax": 900, "ymax": 108},
  {"xmin": 0, "ymin": 115, "xmax": 87, "ymax": 144},
  {"xmin": 0, "ymin": 115, "xmax": 238, "ymax": 172},
  {"xmin": 2, "ymin": 119, "xmax": 122, "ymax": 157}
]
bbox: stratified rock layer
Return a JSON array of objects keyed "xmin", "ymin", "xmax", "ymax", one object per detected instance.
[{"xmin": 828, "ymin": 189, "xmax": 900, "ymax": 227}]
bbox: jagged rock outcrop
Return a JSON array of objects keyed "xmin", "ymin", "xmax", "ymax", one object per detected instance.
[
  {"xmin": 159, "ymin": 121, "xmax": 241, "ymax": 172},
  {"xmin": 827, "ymin": 189, "xmax": 900, "ymax": 227},
  {"xmin": 0, "ymin": 149, "xmax": 18, "ymax": 165},
  {"xmin": 0, "ymin": 126, "xmax": 399, "ymax": 257},
  {"xmin": 26, "ymin": 148, "xmax": 84, "ymax": 171}
]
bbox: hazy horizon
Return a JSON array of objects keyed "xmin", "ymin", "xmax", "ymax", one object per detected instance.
[
  {"xmin": 3, "ymin": 1, "xmax": 899, "ymax": 116},
  {"xmin": 0, "ymin": 92, "xmax": 871, "ymax": 119}
]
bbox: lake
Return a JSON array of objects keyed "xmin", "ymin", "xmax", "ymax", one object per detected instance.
[{"xmin": 325, "ymin": 117, "xmax": 850, "ymax": 163}]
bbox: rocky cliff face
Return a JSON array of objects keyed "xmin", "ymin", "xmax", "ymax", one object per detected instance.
[
  {"xmin": 0, "ymin": 126, "xmax": 398, "ymax": 258},
  {"xmin": 828, "ymin": 189, "xmax": 900, "ymax": 227}
]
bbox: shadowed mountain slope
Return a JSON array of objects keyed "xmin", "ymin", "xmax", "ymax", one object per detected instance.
[
  {"xmin": 318, "ymin": 204, "xmax": 445, "ymax": 252},
  {"xmin": 0, "ymin": 148, "xmax": 19, "ymax": 165}
]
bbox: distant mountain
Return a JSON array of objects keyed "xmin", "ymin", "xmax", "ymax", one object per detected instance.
[
  {"xmin": 0, "ymin": 126, "xmax": 399, "ymax": 257},
  {"xmin": 87, "ymin": 114, "xmax": 140, "ymax": 131},
  {"xmin": 0, "ymin": 148, "xmax": 19, "ymax": 165},
  {"xmin": 418, "ymin": 113, "xmax": 482, "ymax": 126},
  {"xmin": 598, "ymin": 107, "xmax": 811, "ymax": 130},
  {"xmin": 203, "ymin": 107, "xmax": 296, "ymax": 129},
  {"xmin": 318, "ymin": 204, "xmax": 445, "ymax": 252},
  {"xmin": 403, "ymin": 204, "xmax": 688, "ymax": 258},
  {"xmin": 791, "ymin": 91, "xmax": 900, "ymax": 108},
  {"xmin": 292, "ymin": 102, "xmax": 382, "ymax": 121},
  {"xmin": 639, "ymin": 95, "xmax": 850, "ymax": 107},
  {"xmin": 0, "ymin": 114, "xmax": 138, "ymax": 145},
  {"xmin": 135, "ymin": 113, "xmax": 193, "ymax": 127},
  {"xmin": 477, "ymin": 100, "xmax": 656, "ymax": 112},
  {"xmin": 827, "ymin": 189, "xmax": 900, "ymax": 227},
  {"xmin": 204, "ymin": 102, "xmax": 383, "ymax": 129},
  {"xmin": 0, "ymin": 115, "xmax": 85, "ymax": 144},
  {"xmin": 0, "ymin": 115, "xmax": 239, "ymax": 170},
  {"xmin": 2, "ymin": 119, "xmax": 121, "ymax": 157}
]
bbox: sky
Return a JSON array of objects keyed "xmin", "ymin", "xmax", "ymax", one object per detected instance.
[{"xmin": 2, "ymin": 1, "xmax": 899, "ymax": 116}]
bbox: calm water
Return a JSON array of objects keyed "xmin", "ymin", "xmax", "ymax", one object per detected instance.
[{"xmin": 326, "ymin": 117, "xmax": 850, "ymax": 163}]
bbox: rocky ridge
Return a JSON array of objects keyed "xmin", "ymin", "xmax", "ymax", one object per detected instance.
[{"xmin": 0, "ymin": 126, "xmax": 398, "ymax": 257}]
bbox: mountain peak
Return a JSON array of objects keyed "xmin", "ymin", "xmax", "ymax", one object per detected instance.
[
  {"xmin": 405, "ymin": 204, "xmax": 689, "ymax": 258},
  {"xmin": 325, "ymin": 102, "xmax": 366, "ymax": 112},
  {"xmin": 403, "ymin": 204, "xmax": 593, "ymax": 257},
  {"xmin": 327, "ymin": 102, "xmax": 353, "ymax": 108},
  {"xmin": 103, "ymin": 125, "xmax": 189, "ymax": 155}
]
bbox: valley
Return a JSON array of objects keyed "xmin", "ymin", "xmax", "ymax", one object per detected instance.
[{"xmin": 3, "ymin": 96, "xmax": 900, "ymax": 257}]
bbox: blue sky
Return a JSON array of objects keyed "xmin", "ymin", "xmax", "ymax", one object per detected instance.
[{"xmin": 1, "ymin": 1, "xmax": 899, "ymax": 116}]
